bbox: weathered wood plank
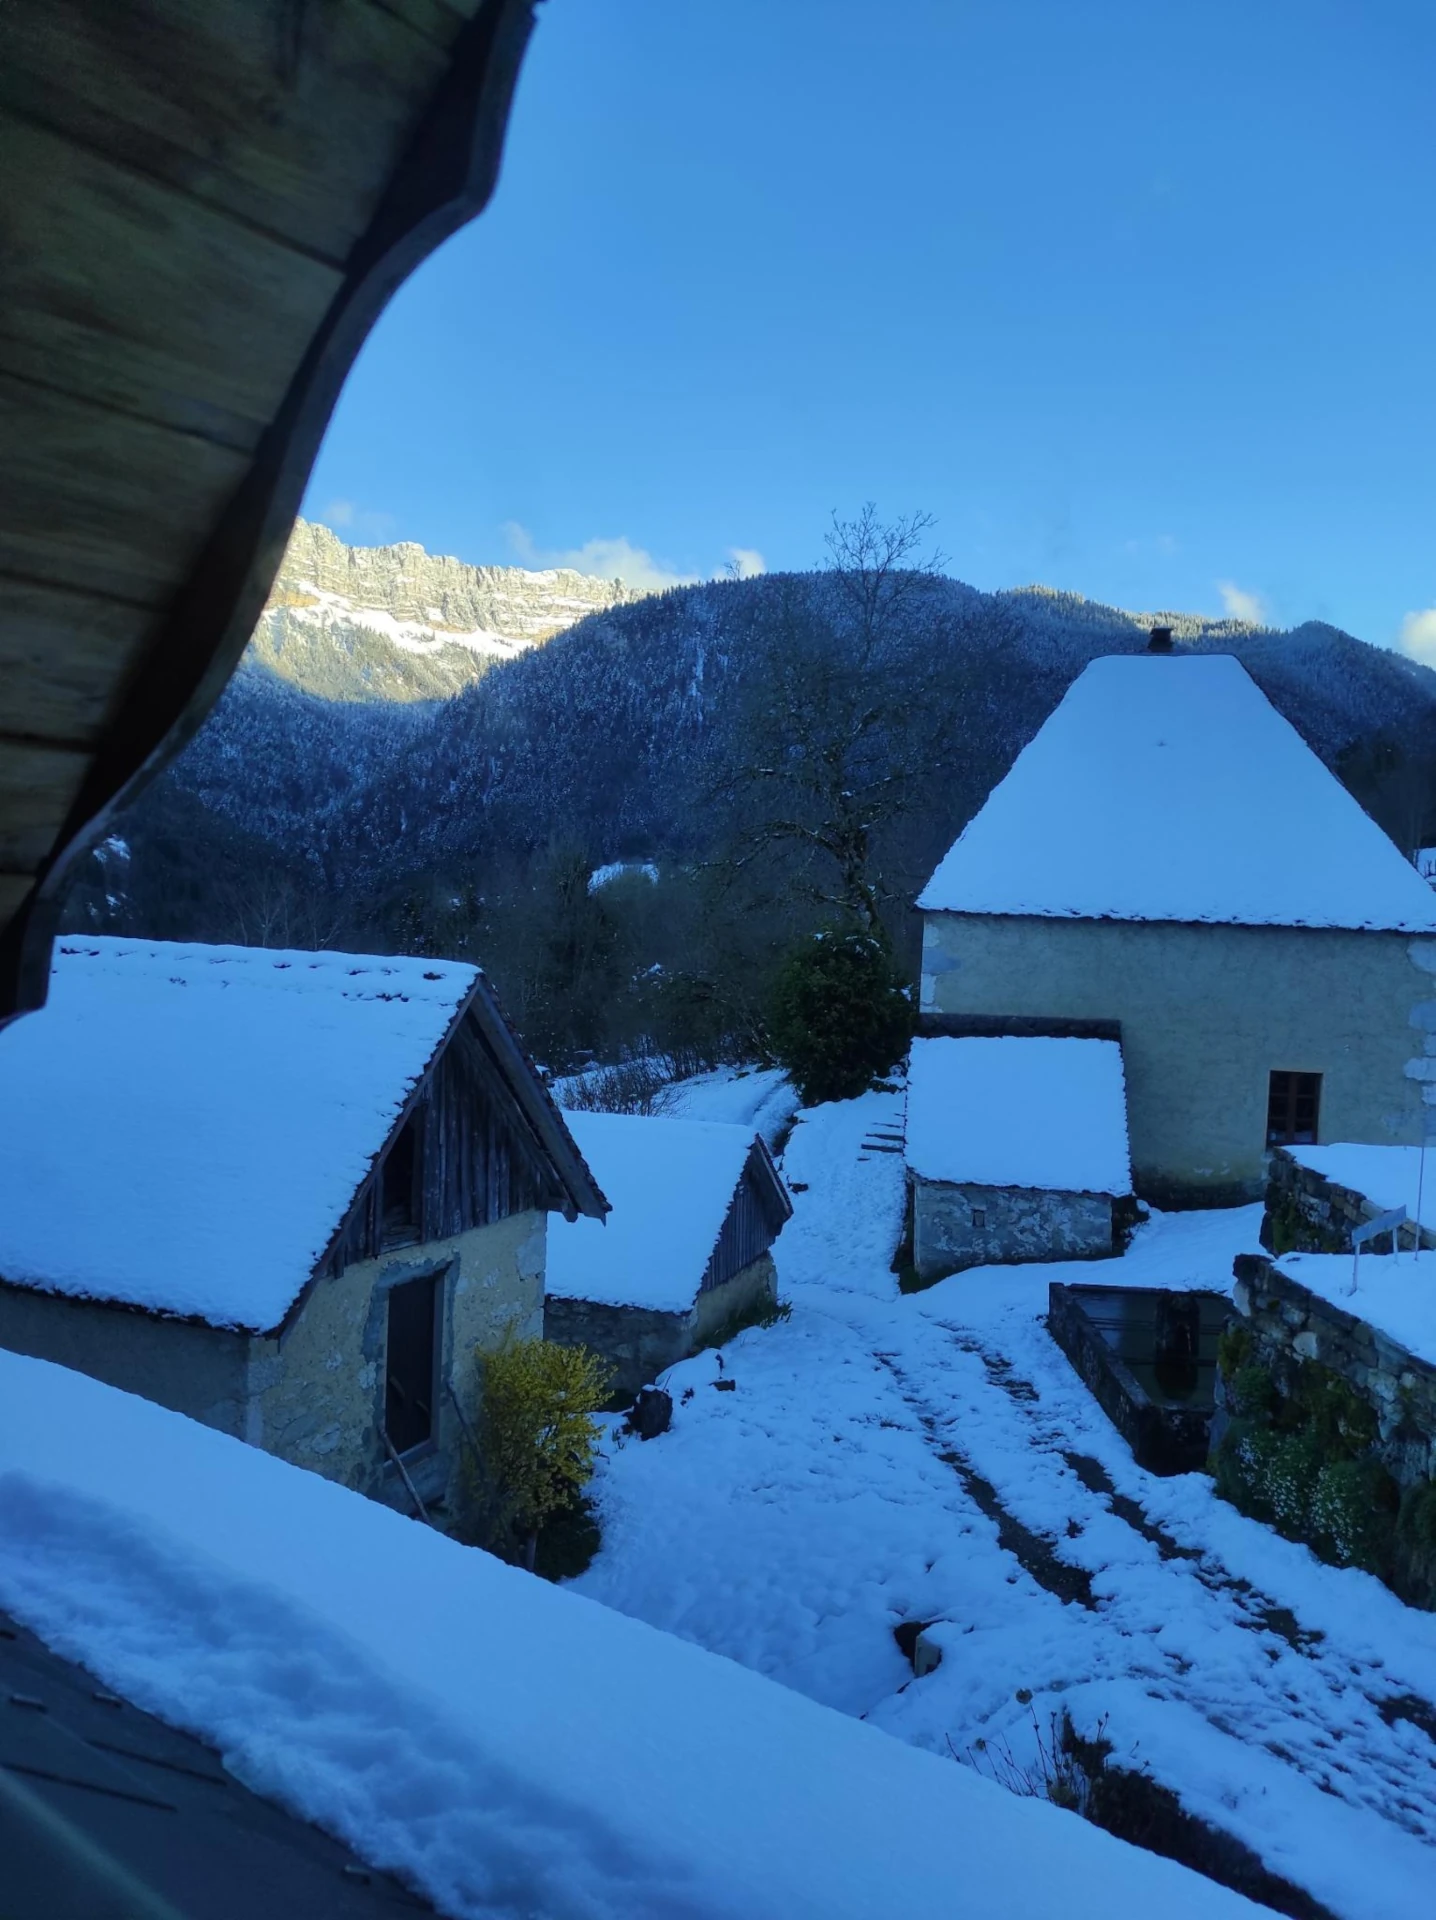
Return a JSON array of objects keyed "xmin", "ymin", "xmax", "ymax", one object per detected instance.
[
  {"xmin": 0, "ymin": 875, "xmax": 35, "ymax": 921},
  {"xmin": 1, "ymin": 1, "xmax": 462, "ymax": 263},
  {"xmin": 0, "ymin": 578, "xmax": 153, "ymax": 747},
  {"xmin": 0, "ymin": 373, "xmax": 248, "ymax": 605},
  {"xmin": 0, "ymin": 118, "xmax": 344, "ymax": 444},
  {"xmin": 0, "ymin": 739, "xmax": 91, "ymax": 871}
]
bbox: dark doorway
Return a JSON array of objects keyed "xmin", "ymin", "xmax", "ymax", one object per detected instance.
[
  {"xmin": 381, "ymin": 1114, "xmax": 420, "ymax": 1246},
  {"xmin": 385, "ymin": 1272, "xmax": 439, "ymax": 1455},
  {"xmin": 1267, "ymin": 1070, "xmax": 1321, "ymax": 1147}
]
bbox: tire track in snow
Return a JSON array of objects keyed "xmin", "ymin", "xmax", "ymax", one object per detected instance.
[{"xmin": 885, "ymin": 1317, "xmax": 1436, "ymax": 1847}]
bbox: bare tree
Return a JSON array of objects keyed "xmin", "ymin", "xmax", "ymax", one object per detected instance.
[{"xmin": 715, "ymin": 506, "xmax": 958, "ymax": 933}]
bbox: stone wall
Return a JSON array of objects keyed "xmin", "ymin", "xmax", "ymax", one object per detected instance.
[
  {"xmin": 0, "ymin": 1285, "xmax": 249, "ymax": 1433},
  {"xmin": 1264, "ymin": 1147, "xmax": 1436, "ymax": 1257},
  {"xmin": 545, "ymin": 1253, "xmax": 778, "ymax": 1398},
  {"xmin": 921, "ymin": 912, "xmax": 1435, "ymax": 1204},
  {"xmin": 1230, "ymin": 1253, "xmax": 1436, "ymax": 1489},
  {"xmin": 249, "ymin": 1209, "xmax": 546, "ymax": 1519},
  {"xmin": 913, "ymin": 1177, "xmax": 1114, "ymax": 1281}
]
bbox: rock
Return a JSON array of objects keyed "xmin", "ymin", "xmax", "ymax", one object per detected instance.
[
  {"xmin": 252, "ymin": 519, "xmax": 641, "ymax": 703},
  {"xmin": 626, "ymin": 1387, "xmax": 673, "ymax": 1440}
]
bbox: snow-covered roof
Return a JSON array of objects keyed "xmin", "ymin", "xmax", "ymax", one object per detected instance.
[
  {"xmin": 906, "ymin": 1036, "xmax": 1131, "ymax": 1195},
  {"xmin": 548, "ymin": 1110, "xmax": 786, "ymax": 1311},
  {"xmin": 918, "ymin": 654, "xmax": 1436, "ymax": 931},
  {"xmin": 0, "ymin": 939, "xmax": 521, "ymax": 1332},
  {"xmin": 0, "ymin": 1350, "xmax": 1259, "ymax": 1920}
]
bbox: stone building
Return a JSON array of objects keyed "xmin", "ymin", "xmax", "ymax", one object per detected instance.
[
  {"xmin": 0, "ymin": 938, "xmax": 606, "ymax": 1523},
  {"xmin": 906, "ymin": 1035, "xmax": 1132, "ymax": 1280},
  {"xmin": 917, "ymin": 649, "xmax": 1436, "ymax": 1206},
  {"xmin": 545, "ymin": 1110, "xmax": 792, "ymax": 1395}
]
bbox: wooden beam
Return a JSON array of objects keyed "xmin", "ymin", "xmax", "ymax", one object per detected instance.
[
  {"xmin": 0, "ymin": 578, "xmax": 152, "ymax": 747},
  {"xmin": 0, "ymin": 1, "xmax": 538, "ymax": 1022},
  {"xmin": 0, "ymin": 372, "xmax": 249, "ymax": 606},
  {"xmin": 0, "ymin": 117, "xmax": 344, "ymax": 445},
  {"xmin": 0, "ymin": 741, "xmax": 90, "ymax": 872},
  {"xmin": 0, "ymin": 1, "xmax": 460, "ymax": 262}
]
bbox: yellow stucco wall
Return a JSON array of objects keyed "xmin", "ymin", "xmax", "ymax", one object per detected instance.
[
  {"xmin": 921, "ymin": 913, "xmax": 1436, "ymax": 1201},
  {"xmin": 245, "ymin": 1208, "xmax": 546, "ymax": 1514}
]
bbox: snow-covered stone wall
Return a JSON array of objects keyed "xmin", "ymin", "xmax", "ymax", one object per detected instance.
[
  {"xmin": 1230, "ymin": 1254, "xmax": 1436, "ymax": 1491},
  {"xmin": 921, "ymin": 913, "xmax": 1430, "ymax": 1204},
  {"xmin": 544, "ymin": 1252, "xmax": 777, "ymax": 1397},
  {"xmin": 912, "ymin": 1177, "xmax": 1115, "ymax": 1279}
]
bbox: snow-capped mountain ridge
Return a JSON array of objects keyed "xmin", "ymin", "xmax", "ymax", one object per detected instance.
[{"xmin": 251, "ymin": 519, "xmax": 643, "ymax": 701}]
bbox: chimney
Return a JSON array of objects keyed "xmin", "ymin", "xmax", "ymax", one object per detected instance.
[{"xmin": 1147, "ymin": 625, "xmax": 1173, "ymax": 653}]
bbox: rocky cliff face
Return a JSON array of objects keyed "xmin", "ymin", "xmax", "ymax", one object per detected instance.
[{"xmin": 249, "ymin": 519, "xmax": 641, "ymax": 701}]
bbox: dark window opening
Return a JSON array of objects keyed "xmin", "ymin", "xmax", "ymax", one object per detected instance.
[
  {"xmin": 971, "ymin": 1206, "xmax": 987, "ymax": 1229},
  {"xmin": 385, "ymin": 1273, "xmax": 439, "ymax": 1456},
  {"xmin": 1267, "ymin": 1071, "xmax": 1321, "ymax": 1148},
  {"xmin": 381, "ymin": 1114, "xmax": 420, "ymax": 1246}
]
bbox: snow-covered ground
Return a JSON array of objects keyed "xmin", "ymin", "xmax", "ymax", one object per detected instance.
[
  {"xmin": 575, "ymin": 1085, "xmax": 1436, "ymax": 1920},
  {"xmin": 0, "ymin": 1348, "xmax": 1258, "ymax": 1920}
]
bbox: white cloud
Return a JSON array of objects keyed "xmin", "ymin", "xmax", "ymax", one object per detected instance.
[
  {"xmin": 502, "ymin": 522, "xmax": 695, "ymax": 592},
  {"xmin": 1217, "ymin": 580, "xmax": 1268, "ymax": 624},
  {"xmin": 1399, "ymin": 608, "xmax": 1436, "ymax": 664},
  {"xmin": 319, "ymin": 501, "xmax": 397, "ymax": 542},
  {"xmin": 726, "ymin": 547, "xmax": 766, "ymax": 579}
]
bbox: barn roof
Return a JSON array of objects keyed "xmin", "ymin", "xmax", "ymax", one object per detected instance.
[
  {"xmin": 906, "ymin": 1036, "xmax": 1132, "ymax": 1197},
  {"xmin": 917, "ymin": 654, "xmax": 1436, "ymax": 932},
  {"xmin": 0, "ymin": 1, "xmax": 535, "ymax": 1021},
  {"xmin": 0, "ymin": 937, "xmax": 602, "ymax": 1333},
  {"xmin": 547, "ymin": 1110, "xmax": 791, "ymax": 1312}
]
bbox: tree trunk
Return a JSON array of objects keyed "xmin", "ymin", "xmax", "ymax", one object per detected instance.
[{"xmin": 523, "ymin": 1528, "xmax": 538, "ymax": 1573}]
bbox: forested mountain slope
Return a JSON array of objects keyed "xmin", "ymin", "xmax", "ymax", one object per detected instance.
[{"xmin": 70, "ymin": 555, "xmax": 1436, "ymax": 1063}]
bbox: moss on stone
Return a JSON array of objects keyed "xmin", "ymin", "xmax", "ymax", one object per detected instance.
[{"xmin": 1213, "ymin": 1339, "xmax": 1406, "ymax": 1588}]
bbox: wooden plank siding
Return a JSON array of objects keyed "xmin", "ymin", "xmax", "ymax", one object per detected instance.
[
  {"xmin": 321, "ymin": 1008, "xmax": 568, "ymax": 1279},
  {"xmin": 699, "ymin": 1149, "xmax": 793, "ymax": 1296}
]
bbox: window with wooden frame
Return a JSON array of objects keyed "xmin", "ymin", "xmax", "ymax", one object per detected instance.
[
  {"xmin": 380, "ymin": 1113, "xmax": 421, "ymax": 1247},
  {"xmin": 1267, "ymin": 1071, "xmax": 1321, "ymax": 1148},
  {"xmin": 384, "ymin": 1271, "xmax": 440, "ymax": 1456}
]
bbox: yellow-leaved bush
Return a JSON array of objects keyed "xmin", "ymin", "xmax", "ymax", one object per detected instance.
[{"xmin": 467, "ymin": 1330, "xmax": 614, "ymax": 1567}]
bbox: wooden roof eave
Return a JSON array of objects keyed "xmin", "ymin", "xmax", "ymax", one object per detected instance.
[
  {"xmin": 271, "ymin": 971, "xmax": 607, "ymax": 1342},
  {"xmin": 0, "ymin": 0, "xmax": 539, "ymax": 1024}
]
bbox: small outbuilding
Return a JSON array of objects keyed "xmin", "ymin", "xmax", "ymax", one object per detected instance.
[
  {"xmin": 906, "ymin": 1035, "xmax": 1132, "ymax": 1280},
  {"xmin": 545, "ymin": 1110, "xmax": 793, "ymax": 1395},
  {"xmin": 0, "ymin": 938, "xmax": 606, "ymax": 1523}
]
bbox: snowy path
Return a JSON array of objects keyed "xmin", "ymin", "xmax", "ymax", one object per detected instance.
[{"xmin": 574, "ymin": 1089, "xmax": 1436, "ymax": 1920}]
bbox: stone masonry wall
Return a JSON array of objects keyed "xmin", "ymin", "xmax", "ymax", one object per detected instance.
[
  {"xmin": 0, "ymin": 1284, "xmax": 249, "ymax": 1435},
  {"xmin": 913, "ymin": 1177, "xmax": 1114, "ymax": 1281},
  {"xmin": 921, "ymin": 913, "xmax": 1436, "ymax": 1203},
  {"xmin": 545, "ymin": 1254, "xmax": 778, "ymax": 1398},
  {"xmin": 1231, "ymin": 1252, "xmax": 1436, "ymax": 1489},
  {"xmin": 1265, "ymin": 1147, "xmax": 1436, "ymax": 1257},
  {"xmin": 247, "ymin": 1209, "xmax": 546, "ymax": 1519}
]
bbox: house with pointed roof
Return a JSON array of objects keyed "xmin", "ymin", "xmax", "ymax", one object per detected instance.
[
  {"xmin": 544, "ymin": 1110, "xmax": 793, "ymax": 1394},
  {"xmin": 917, "ymin": 649, "xmax": 1436, "ymax": 1205},
  {"xmin": 0, "ymin": 938, "xmax": 606, "ymax": 1523}
]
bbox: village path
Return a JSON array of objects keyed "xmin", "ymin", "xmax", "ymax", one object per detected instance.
[{"xmin": 573, "ymin": 1088, "xmax": 1436, "ymax": 1920}]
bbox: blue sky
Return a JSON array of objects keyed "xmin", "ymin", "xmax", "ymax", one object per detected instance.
[{"xmin": 306, "ymin": 0, "xmax": 1436, "ymax": 656}]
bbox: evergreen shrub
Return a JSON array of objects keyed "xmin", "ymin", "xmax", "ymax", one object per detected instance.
[{"xmin": 768, "ymin": 930, "xmax": 913, "ymax": 1106}]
